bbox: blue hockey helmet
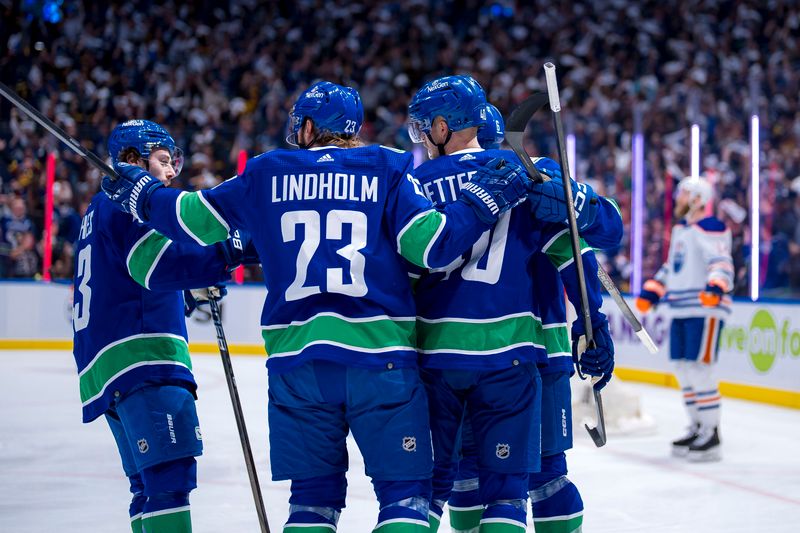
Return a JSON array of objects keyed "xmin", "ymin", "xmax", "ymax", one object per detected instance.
[
  {"xmin": 286, "ymin": 81, "xmax": 364, "ymax": 146},
  {"xmin": 108, "ymin": 119, "xmax": 184, "ymax": 176},
  {"xmin": 477, "ymin": 103, "xmax": 505, "ymax": 149},
  {"xmin": 407, "ymin": 75, "xmax": 487, "ymax": 143}
]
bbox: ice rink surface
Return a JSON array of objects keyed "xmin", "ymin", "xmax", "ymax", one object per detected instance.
[{"xmin": 1, "ymin": 350, "xmax": 798, "ymax": 532}]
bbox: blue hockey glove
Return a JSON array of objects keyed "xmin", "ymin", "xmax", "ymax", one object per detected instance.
[
  {"xmin": 460, "ymin": 157, "xmax": 531, "ymax": 224},
  {"xmin": 220, "ymin": 230, "xmax": 260, "ymax": 270},
  {"xmin": 528, "ymin": 157, "xmax": 598, "ymax": 230},
  {"xmin": 184, "ymin": 285, "xmax": 228, "ymax": 317},
  {"xmin": 101, "ymin": 162, "xmax": 164, "ymax": 223},
  {"xmin": 572, "ymin": 314, "xmax": 614, "ymax": 391}
]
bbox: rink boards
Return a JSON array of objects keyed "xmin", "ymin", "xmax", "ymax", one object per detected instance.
[{"xmin": 1, "ymin": 280, "xmax": 798, "ymax": 408}]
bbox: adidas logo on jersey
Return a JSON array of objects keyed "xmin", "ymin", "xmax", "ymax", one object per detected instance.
[
  {"xmin": 317, "ymin": 153, "xmax": 335, "ymax": 163},
  {"xmin": 458, "ymin": 153, "xmax": 476, "ymax": 161}
]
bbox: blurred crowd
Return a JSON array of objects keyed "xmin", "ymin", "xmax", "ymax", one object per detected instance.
[{"xmin": 1, "ymin": 0, "xmax": 800, "ymax": 296}]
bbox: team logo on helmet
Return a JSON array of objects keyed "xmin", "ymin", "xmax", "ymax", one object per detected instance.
[
  {"xmin": 137, "ymin": 438, "xmax": 149, "ymax": 454},
  {"xmin": 402, "ymin": 436, "xmax": 417, "ymax": 452},
  {"xmin": 496, "ymin": 443, "xmax": 510, "ymax": 459}
]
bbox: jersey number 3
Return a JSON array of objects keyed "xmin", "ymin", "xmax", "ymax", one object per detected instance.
[
  {"xmin": 73, "ymin": 245, "xmax": 92, "ymax": 331},
  {"xmin": 281, "ymin": 210, "xmax": 368, "ymax": 301}
]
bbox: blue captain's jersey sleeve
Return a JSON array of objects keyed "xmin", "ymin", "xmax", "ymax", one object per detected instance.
[
  {"xmin": 581, "ymin": 196, "xmax": 623, "ymax": 250},
  {"xmin": 141, "ymin": 145, "xmax": 491, "ymax": 373},
  {"xmin": 72, "ymin": 193, "xmax": 232, "ymax": 423}
]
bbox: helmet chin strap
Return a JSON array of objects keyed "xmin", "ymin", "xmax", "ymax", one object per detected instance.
[{"xmin": 426, "ymin": 130, "xmax": 453, "ymax": 157}]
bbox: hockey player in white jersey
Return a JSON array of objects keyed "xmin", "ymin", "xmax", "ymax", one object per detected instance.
[{"xmin": 636, "ymin": 176, "xmax": 733, "ymax": 461}]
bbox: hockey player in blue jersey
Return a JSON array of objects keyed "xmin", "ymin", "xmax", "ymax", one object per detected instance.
[
  {"xmin": 72, "ymin": 120, "xmax": 252, "ymax": 533},
  {"xmin": 100, "ymin": 81, "xmax": 535, "ymax": 533},
  {"xmin": 407, "ymin": 79, "xmax": 621, "ymax": 533}
]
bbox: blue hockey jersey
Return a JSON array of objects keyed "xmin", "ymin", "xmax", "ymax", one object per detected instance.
[
  {"xmin": 144, "ymin": 144, "xmax": 493, "ymax": 373},
  {"xmin": 72, "ymin": 193, "xmax": 233, "ymax": 422},
  {"xmin": 412, "ymin": 148, "xmax": 618, "ymax": 371}
]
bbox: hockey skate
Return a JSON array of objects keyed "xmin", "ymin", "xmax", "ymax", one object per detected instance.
[
  {"xmin": 671, "ymin": 424, "xmax": 699, "ymax": 457},
  {"xmin": 687, "ymin": 426, "xmax": 721, "ymax": 462}
]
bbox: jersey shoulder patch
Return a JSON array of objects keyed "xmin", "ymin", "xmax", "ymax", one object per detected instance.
[{"xmin": 696, "ymin": 217, "xmax": 726, "ymax": 232}]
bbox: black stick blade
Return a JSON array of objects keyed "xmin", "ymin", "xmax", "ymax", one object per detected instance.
[
  {"xmin": 584, "ymin": 388, "xmax": 607, "ymax": 447},
  {"xmin": 505, "ymin": 91, "xmax": 550, "ymax": 134}
]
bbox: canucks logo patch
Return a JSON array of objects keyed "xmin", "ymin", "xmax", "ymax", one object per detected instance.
[
  {"xmin": 137, "ymin": 439, "xmax": 149, "ymax": 454},
  {"xmin": 496, "ymin": 443, "xmax": 510, "ymax": 459},
  {"xmin": 402, "ymin": 436, "xmax": 417, "ymax": 452},
  {"xmin": 458, "ymin": 153, "xmax": 476, "ymax": 162}
]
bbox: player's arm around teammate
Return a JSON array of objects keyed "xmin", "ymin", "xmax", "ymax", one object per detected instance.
[
  {"xmin": 71, "ymin": 120, "xmax": 251, "ymax": 533},
  {"xmin": 101, "ymin": 81, "xmax": 534, "ymax": 533}
]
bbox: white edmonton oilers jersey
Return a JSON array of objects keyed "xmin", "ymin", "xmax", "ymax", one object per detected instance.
[{"xmin": 655, "ymin": 217, "xmax": 733, "ymax": 319}]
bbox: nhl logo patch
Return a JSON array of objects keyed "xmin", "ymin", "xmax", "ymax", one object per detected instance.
[
  {"xmin": 496, "ymin": 443, "xmax": 510, "ymax": 459},
  {"xmin": 137, "ymin": 439, "xmax": 149, "ymax": 454},
  {"xmin": 402, "ymin": 436, "xmax": 417, "ymax": 452}
]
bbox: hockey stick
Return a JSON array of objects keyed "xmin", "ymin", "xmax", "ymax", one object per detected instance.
[
  {"xmin": 543, "ymin": 63, "xmax": 606, "ymax": 447},
  {"xmin": 208, "ymin": 295, "xmax": 271, "ymax": 533},
  {"xmin": 505, "ymin": 91, "xmax": 658, "ymax": 355},
  {"xmin": 0, "ymin": 82, "xmax": 120, "ymax": 179}
]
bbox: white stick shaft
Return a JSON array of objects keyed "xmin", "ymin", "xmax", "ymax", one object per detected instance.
[
  {"xmin": 636, "ymin": 328, "xmax": 659, "ymax": 355},
  {"xmin": 543, "ymin": 62, "xmax": 561, "ymax": 112}
]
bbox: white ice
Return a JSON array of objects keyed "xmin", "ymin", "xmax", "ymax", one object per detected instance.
[{"xmin": 1, "ymin": 350, "xmax": 799, "ymax": 532}]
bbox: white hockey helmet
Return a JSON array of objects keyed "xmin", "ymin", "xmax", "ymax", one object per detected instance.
[{"xmin": 677, "ymin": 176, "xmax": 713, "ymax": 206}]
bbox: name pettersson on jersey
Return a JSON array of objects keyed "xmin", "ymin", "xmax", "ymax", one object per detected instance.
[{"xmin": 271, "ymin": 173, "xmax": 379, "ymax": 203}]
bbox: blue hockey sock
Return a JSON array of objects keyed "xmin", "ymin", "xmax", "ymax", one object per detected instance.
[
  {"xmin": 374, "ymin": 496, "xmax": 430, "ymax": 531},
  {"xmin": 285, "ymin": 506, "xmax": 340, "ymax": 532},
  {"xmin": 429, "ymin": 498, "xmax": 444, "ymax": 532},
  {"xmin": 529, "ymin": 454, "xmax": 584, "ymax": 533},
  {"xmin": 480, "ymin": 500, "xmax": 527, "ymax": 532},
  {"xmin": 129, "ymin": 473, "xmax": 146, "ymax": 533},
  {"xmin": 449, "ymin": 477, "xmax": 482, "ymax": 532},
  {"xmin": 141, "ymin": 493, "xmax": 191, "ymax": 533}
]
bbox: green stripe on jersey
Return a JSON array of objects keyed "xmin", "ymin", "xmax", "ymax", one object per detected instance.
[
  {"xmin": 178, "ymin": 191, "xmax": 230, "ymax": 245},
  {"xmin": 285, "ymin": 526, "xmax": 336, "ymax": 533},
  {"xmin": 397, "ymin": 210, "xmax": 446, "ymax": 268},
  {"xmin": 126, "ymin": 230, "xmax": 171, "ymax": 289},
  {"xmin": 417, "ymin": 314, "xmax": 544, "ymax": 354},
  {"xmin": 532, "ymin": 513, "xmax": 584, "ymax": 533},
  {"xmin": 79, "ymin": 335, "xmax": 191, "ymax": 404},
  {"xmin": 542, "ymin": 324, "xmax": 571, "ymax": 356},
  {"xmin": 262, "ymin": 314, "xmax": 416, "ymax": 358},
  {"xmin": 541, "ymin": 230, "xmax": 591, "ymax": 271}
]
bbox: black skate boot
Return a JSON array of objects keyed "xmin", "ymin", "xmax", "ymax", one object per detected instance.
[
  {"xmin": 671, "ymin": 424, "xmax": 700, "ymax": 457},
  {"xmin": 687, "ymin": 426, "xmax": 721, "ymax": 462}
]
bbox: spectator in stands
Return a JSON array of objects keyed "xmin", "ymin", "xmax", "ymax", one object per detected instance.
[{"xmin": 1, "ymin": 0, "xmax": 800, "ymax": 295}]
